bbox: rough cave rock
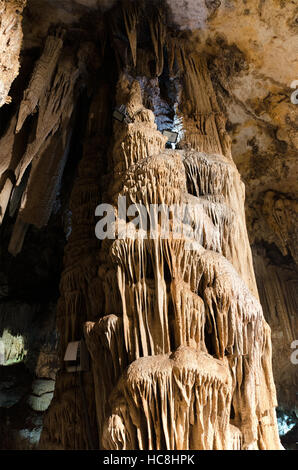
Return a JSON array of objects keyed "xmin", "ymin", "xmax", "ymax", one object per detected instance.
[{"xmin": 0, "ymin": 0, "xmax": 296, "ymax": 450}]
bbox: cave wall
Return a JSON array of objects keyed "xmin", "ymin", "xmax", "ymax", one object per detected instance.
[{"xmin": 0, "ymin": 0, "xmax": 296, "ymax": 450}]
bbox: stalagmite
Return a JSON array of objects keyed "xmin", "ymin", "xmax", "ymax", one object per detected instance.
[
  {"xmin": 40, "ymin": 81, "xmax": 112, "ymax": 449},
  {"xmin": 41, "ymin": 2, "xmax": 282, "ymax": 451}
]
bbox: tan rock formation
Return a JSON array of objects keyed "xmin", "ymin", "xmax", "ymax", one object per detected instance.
[
  {"xmin": 14, "ymin": 6, "xmax": 296, "ymax": 418},
  {"xmin": 253, "ymin": 247, "xmax": 297, "ymax": 414},
  {"xmin": 40, "ymin": 79, "xmax": 112, "ymax": 450},
  {"xmin": 0, "ymin": 0, "xmax": 26, "ymax": 107},
  {"xmin": 0, "ymin": 0, "xmax": 291, "ymax": 451},
  {"xmin": 40, "ymin": 3, "xmax": 282, "ymax": 449},
  {"xmin": 0, "ymin": 28, "xmax": 80, "ymax": 255}
]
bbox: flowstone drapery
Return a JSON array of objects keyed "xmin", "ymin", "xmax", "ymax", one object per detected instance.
[
  {"xmin": 83, "ymin": 73, "xmax": 281, "ymax": 450},
  {"xmin": 40, "ymin": 2, "xmax": 282, "ymax": 451}
]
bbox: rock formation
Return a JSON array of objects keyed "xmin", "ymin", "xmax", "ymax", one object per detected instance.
[
  {"xmin": 0, "ymin": 0, "xmax": 296, "ymax": 450},
  {"xmin": 39, "ymin": 3, "xmax": 282, "ymax": 450},
  {"xmin": 0, "ymin": 0, "xmax": 26, "ymax": 108}
]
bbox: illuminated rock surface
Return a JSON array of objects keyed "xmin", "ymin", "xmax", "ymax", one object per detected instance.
[{"xmin": 0, "ymin": 0, "xmax": 296, "ymax": 450}]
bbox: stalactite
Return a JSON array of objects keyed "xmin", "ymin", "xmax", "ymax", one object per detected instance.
[
  {"xmin": 0, "ymin": 170, "xmax": 15, "ymax": 225},
  {"xmin": 149, "ymin": 7, "xmax": 166, "ymax": 77},
  {"xmin": 7, "ymin": 215, "xmax": 28, "ymax": 256},
  {"xmin": 0, "ymin": 114, "xmax": 17, "ymax": 176},
  {"xmin": 17, "ymin": 125, "xmax": 71, "ymax": 229},
  {"xmin": 122, "ymin": 1, "xmax": 138, "ymax": 68},
  {"xmin": 4, "ymin": 36, "xmax": 81, "ymax": 255},
  {"xmin": 15, "ymin": 30, "xmax": 64, "ymax": 133},
  {"xmin": 15, "ymin": 52, "xmax": 79, "ymax": 186},
  {"xmin": 165, "ymin": 39, "xmax": 232, "ymax": 160},
  {"xmin": 0, "ymin": 30, "xmax": 66, "ymax": 229}
]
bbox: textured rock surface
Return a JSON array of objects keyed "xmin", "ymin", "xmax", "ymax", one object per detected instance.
[
  {"xmin": 0, "ymin": 0, "xmax": 26, "ymax": 107},
  {"xmin": 27, "ymin": 379, "xmax": 55, "ymax": 412},
  {"xmin": 253, "ymin": 245, "xmax": 297, "ymax": 414},
  {"xmin": 38, "ymin": 2, "xmax": 281, "ymax": 449},
  {"xmin": 0, "ymin": 0, "xmax": 296, "ymax": 450}
]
